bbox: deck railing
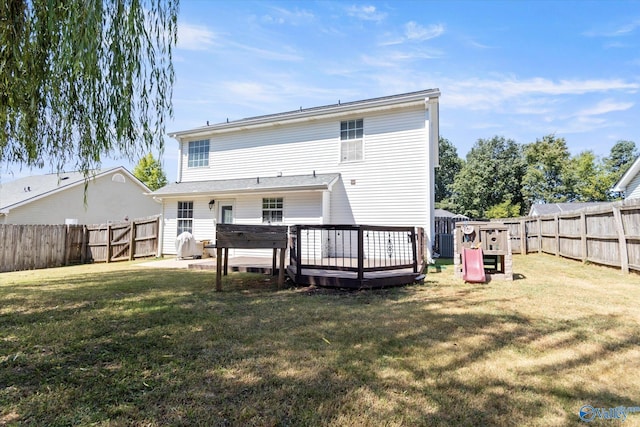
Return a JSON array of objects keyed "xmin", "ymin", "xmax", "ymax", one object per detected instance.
[{"xmin": 289, "ymin": 225, "xmax": 425, "ymax": 282}]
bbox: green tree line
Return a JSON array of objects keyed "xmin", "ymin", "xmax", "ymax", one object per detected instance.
[{"xmin": 436, "ymin": 135, "xmax": 638, "ymax": 219}]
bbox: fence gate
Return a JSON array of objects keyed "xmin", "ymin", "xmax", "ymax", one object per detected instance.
[{"xmin": 85, "ymin": 216, "xmax": 160, "ymax": 263}]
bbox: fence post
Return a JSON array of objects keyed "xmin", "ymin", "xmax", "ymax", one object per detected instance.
[
  {"xmin": 554, "ymin": 214, "xmax": 560, "ymax": 257},
  {"xmin": 612, "ymin": 206, "xmax": 629, "ymax": 273},
  {"xmin": 128, "ymin": 221, "xmax": 136, "ymax": 261},
  {"xmin": 519, "ymin": 219, "xmax": 527, "ymax": 255},
  {"xmin": 537, "ymin": 217, "xmax": 542, "ymax": 253},
  {"xmin": 580, "ymin": 212, "xmax": 587, "ymax": 262},
  {"xmin": 64, "ymin": 225, "xmax": 71, "ymax": 266},
  {"xmin": 106, "ymin": 224, "xmax": 112, "ymax": 263}
]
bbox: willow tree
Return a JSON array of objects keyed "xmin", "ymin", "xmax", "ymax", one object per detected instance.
[{"xmin": 0, "ymin": 0, "xmax": 178, "ymax": 176}]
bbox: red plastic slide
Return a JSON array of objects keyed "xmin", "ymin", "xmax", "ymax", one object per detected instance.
[{"xmin": 462, "ymin": 247, "xmax": 486, "ymax": 283}]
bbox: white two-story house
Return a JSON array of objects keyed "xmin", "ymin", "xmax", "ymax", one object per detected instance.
[{"xmin": 151, "ymin": 89, "xmax": 441, "ymax": 260}]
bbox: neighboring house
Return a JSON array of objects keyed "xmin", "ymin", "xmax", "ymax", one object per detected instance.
[
  {"xmin": 434, "ymin": 208, "xmax": 469, "ymax": 219},
  {"xmin": 528, "ymin": 202, "xmax": 612, "ymax": 217},
  {"xmin": 0, "ymin": 167, "xmax": 160, "ymax": 225},
  {"xmin": 612, "ymin": 156, "xmax": 640, "ymax": 200},
  {"xmin": 150, "ymin": 89, "xmax": 441, "ymax": 258}
]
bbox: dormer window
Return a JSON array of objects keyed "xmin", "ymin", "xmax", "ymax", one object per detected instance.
[
  {"xmin": 188, "ymin": 139, "xmax": 210, "ymax": 168},
  {"xmin": 340, "ymin": 119, "xmax": 363, "ymax": 162}
]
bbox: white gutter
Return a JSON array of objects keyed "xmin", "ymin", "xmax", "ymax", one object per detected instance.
[{"xmin": 176, "ymin": 137, "xmax": 183, "ymax": 183}]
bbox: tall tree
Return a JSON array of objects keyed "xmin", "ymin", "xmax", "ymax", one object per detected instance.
[
  {"xmin": 603, "ymin": 140, "xmax": 638, "ymax": 193},
  {"xmin": 451, "ymin": 136, "xmax": 525, "ymax": 218},
  {"xmin": 133, "ymin": 152, "xmax": 167, "ymax": 191},
  {"xmin": 0, "ymin": 0, "xmax": 178, "ymax": 176},
  {"xmin": 435, "ymin": 136, "xmax": 463, "ymax": 203},
  {"xmin": 565, "ymin": 150, "xmax": 610, "ymax": 202},
  {"xmin": 522, "ymin": 134, "xmax": 571, "ymax": 204}
]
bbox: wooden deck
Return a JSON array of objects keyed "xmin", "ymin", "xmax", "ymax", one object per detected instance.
[
  {"xmin": 286, "ymin": 265, "xmax": 425, "ymax": 289},
  {"xmin": 190, "ymin": 224, "xmax": 427, "ymax": 290},
  {"xmin": 289, "ymin": 225, "xmax": 426, "ymax": 289}
]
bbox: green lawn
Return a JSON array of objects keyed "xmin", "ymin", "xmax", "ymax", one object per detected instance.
[{"xmin": 1, "ymin": 255, "xmax": 639, "ymax": 426}]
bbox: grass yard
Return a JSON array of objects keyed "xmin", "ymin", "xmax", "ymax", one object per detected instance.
[{"xmin": 1, "ymin": 255, "xmax": 639, "ymax": 426}]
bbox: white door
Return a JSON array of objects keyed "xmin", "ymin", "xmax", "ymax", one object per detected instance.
[
  {"xmin": 219, "ymin": 204, "xmax": 234, "ymax": 224},
  {"xmin": 216, "ymin": 201, "xmax": 235, "ymax": 255}
]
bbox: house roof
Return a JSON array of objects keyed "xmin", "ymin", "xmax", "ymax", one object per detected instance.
[
  {"xmin": 169, "ymin": 89, "xmax": 441, "ymax": 139},
  {"xmin": 528, "ymin": 202, "xmax": 612, "ymax": 217},
  {"xmin": 0, "ymin": 167, "xmax": 148, "ymax": 214},
  {"xmin": 434, "ymin": 208, "xmax": 469, "ymax": 219},
  {"xmin": 150, "ymin": 173, "xmax": 341, "ymax": 198},
  {"xmin": 612, "ymin": 156, "xmax": 640, "ymax": 193}
]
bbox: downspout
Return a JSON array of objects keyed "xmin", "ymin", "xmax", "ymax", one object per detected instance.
[
  {"xmin": 322, "ymin": 190, "xmax": 331, "ymax": 224},
  {"xmin": 154, "ymin": 197, "xmax": 165, "ymax": 257},
  {"xmin": 175, "ymin": 136, "xmax": 183, "ymax": 183},
  {"xmin": 426, "ymin": 96, "xmax": 440, "ymax": 263}
]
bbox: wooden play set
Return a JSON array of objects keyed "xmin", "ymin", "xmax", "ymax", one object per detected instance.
[{"xmin": 453, "ymin": 222, "xmax": 513, "ymax": 282}]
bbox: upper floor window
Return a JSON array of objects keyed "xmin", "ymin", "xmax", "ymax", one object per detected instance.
[
  {"xmin": 188, "ymin": 139, "xmax": 210, "ymax": 168},
  {"xmin": 340, "ymin": 119, "xmax": 363, "ymax": 162},
  {"xmin": 262, "ymin": 197, "xmax": 283, "ymax": 224}
]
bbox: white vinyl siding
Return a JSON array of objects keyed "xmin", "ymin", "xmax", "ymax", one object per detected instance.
[
  {"xmin": 178, "ymin": 107, "xmax": 428, "ymax": 226},
  {"xmin": 161, "ymin": 192, "xmax": 322, "ymax": 255},
  {"xmin": 165, "ymin": 101, "xmax": 437, "ymax": 257},
  {"xmin": 627, "ymin": 173, "xmax": 640, "ymax": 199}
]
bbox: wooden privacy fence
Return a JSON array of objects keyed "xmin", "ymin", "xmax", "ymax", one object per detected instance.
[
  {"xmin": 435, "ymin": 216, "xmax": 468, "ymax": 258},
  {"xmin": 0, "ymin": 216, "xmax": 159, "ymax": 273},
  {"xmin": 497, "ymin": 199, "xmax": 640, "ymax": 273}
]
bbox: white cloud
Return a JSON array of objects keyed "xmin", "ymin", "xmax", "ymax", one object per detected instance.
[
  {"xmin": 583, "ymin": 19, "xmax": 640, "ymax": 37},
  {"xmin": 445, "ymin": 76, "xmax": 640, "ymax": 109},
  {"xmin": 262, "ymin": 7, "xmax": 314, "ymax": 25},
  {"xmin": 228, "ymin": 42, "xmax": 304, "ymax": 62},
  {"xmin": 177, "ymin": 23, "xmax": 218, "ymax": 51},
  {"xmin": 574, "ymin": 99, "xmax": 634, "ymax": 117},
  {"xmin": 346, "ymin": 5, "xmax": 387, "ymax": 22},
  {"xmin": 405, "ymin": 22, "xmax": 445, "ymax": 41},
  {"xmin": 360, "ymin": 48, "xmax": 441, "ymax": 67}
]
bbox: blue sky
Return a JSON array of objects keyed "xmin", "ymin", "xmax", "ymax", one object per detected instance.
[{"xmin": 3, "ymin": 0, "xmax": 640, "ymax": 183}]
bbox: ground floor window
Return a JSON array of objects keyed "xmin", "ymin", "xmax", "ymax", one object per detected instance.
[
  {"xmin": 177, "ymin": 201, "xmax": 193, "ymax": 235},
  {"xmin": 262, "ymin": 197, "xmax": 283, "ymax": 223}
]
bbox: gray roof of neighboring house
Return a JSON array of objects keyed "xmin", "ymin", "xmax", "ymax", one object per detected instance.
[
  {"xmin": 0, "ymin": 167, "xmax": 143, "ymax": 212},
  {"xmin": 150, "ymin": 173, "xmax": 341, "ymax": 197},
  {"xmin": 528, "ymin": 202, "xmax": 612, "ymax": 217},
  {"xmin": 434, "ymin": 208, "xmax": 469, "ymax": 219}
]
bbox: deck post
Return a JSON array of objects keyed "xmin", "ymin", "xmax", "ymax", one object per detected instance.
[
  {"xmin": 357, "ymin": 226, "xmax": 364, "ymax": 282},
  {"xmin": 223, "ymin": 248, "xmax": 229, "ymax": 276},
  {"xmin": 296, "ymin": 226, "xmax": 302, "ymax": 283},
  {"xmin": 278, "ymin": 247, "xmax": 285, "ymax": 286},
  {"xmin": 272, "ymin": 248, "xmax": 277, "ymax": 276},
  {"xmin": 411, "ymin": 228, "xmax": 418, "ymax": 273},
  {"xmin": 216, "ymin": 247, "xmax": 223, "ymax": 291}
]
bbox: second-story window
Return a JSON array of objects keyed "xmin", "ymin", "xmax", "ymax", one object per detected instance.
[
  {"xmin": 188, "ymin": 139, "xmax": 210, "ymax": 168},
  {"xmin": 340, "ymin": 119, "xmax": 363, "ymax": 162}
]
